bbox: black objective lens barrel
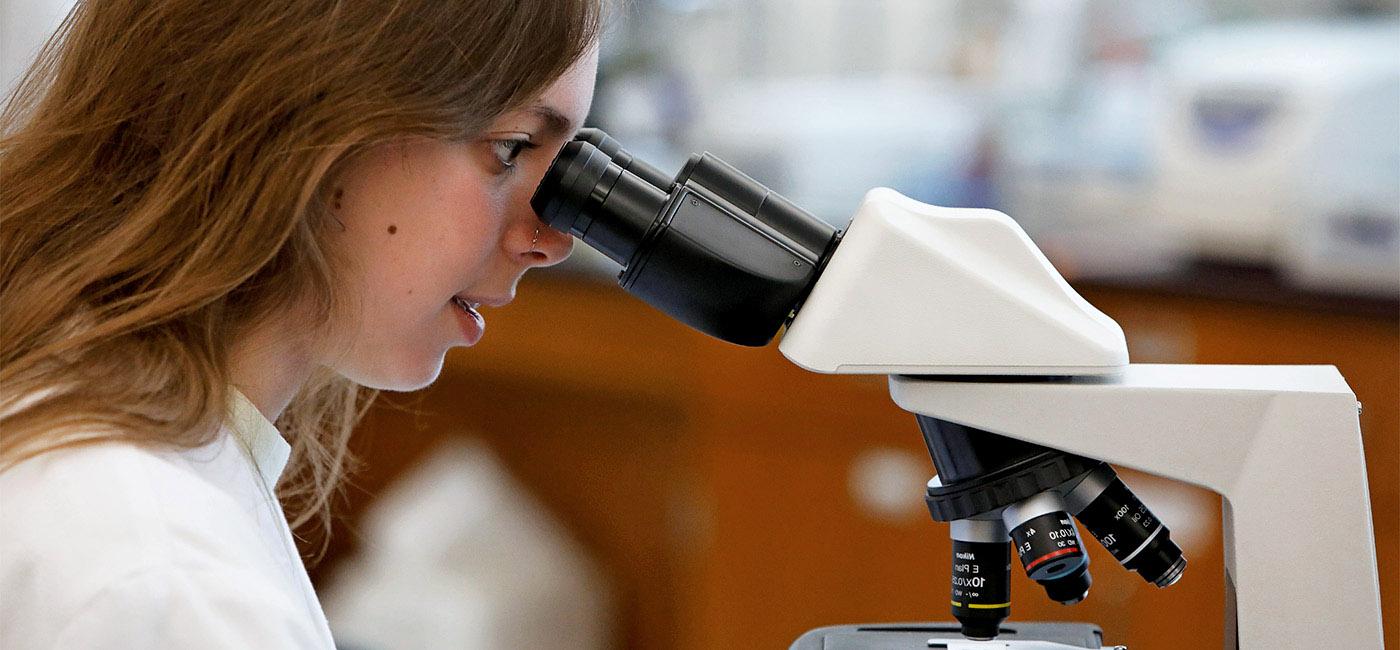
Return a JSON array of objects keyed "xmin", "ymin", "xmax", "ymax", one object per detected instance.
[
  {"xmin": 1003, "ymin": 493, "xmax": 1092, "ymax": 605},
  {"xmin": 949, "ymin": 519, "xmax": 1011, "ymax": 641},
  {"xmin": 532, "ymin": 130, "xmax": 840, "ymax": 346},
  {"xmin": 1068, "ymin": 467, "xmax": 1188, "ymax": 588}
]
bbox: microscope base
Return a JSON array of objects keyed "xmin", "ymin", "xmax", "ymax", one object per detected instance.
[{"xmin": 790, "ymin": 622, "xmax": 1118, "ymax": 649}]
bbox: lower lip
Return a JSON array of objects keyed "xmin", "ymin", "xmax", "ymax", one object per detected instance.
[{"xmin": 452, "ymin": 301, "xmax": 485, "ymax": 345}]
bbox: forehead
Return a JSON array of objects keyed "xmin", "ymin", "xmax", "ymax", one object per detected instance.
[
  {"xmin": 498, "ymin": 49, "xmax": 598, "ymax": 136},
  {"xmin": 542, "ymin": 48, "xmax": 598, "ymax": 120}
]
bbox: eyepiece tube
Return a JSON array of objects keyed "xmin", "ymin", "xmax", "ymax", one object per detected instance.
[
  {"xmin": 531, "ymin": 129, "xmax": 841, "ymax": 346},
  {"xmin": 532, "ymin": 140, "xmax": 668, "ymax": 266},
  {"xmin": 573, "ymin": 128, "xmax": 674, "ymax": 192}
]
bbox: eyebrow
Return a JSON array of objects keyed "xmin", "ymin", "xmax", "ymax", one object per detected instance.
[{"xmin": 528, "ymin": 104, "xmax": 577, "ymax": 140}]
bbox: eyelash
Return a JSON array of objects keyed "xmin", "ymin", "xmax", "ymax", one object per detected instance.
[{"xmin": 491, "ymin": 138, "xmax": 537, "ymax": 171}]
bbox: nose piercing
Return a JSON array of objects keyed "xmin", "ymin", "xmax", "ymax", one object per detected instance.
[{"xmin": 531, "ymin": 225, "xmax": 541, "ymax": 251}]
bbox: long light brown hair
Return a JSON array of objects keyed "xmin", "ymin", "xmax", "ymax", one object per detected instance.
[{"xmin": 0, "ymin": 0, "xmax": 602, "ymax": 547}]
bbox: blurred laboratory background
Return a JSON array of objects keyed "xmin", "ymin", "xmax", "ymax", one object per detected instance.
[{"xmin": 3, "ymin": 0, "xmax": 1397, "ymax": 648}]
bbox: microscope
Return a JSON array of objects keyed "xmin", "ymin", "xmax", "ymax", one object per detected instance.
[{"xmin": 530, "ymin": 129, "xmax": 1386, "ymax": 649}]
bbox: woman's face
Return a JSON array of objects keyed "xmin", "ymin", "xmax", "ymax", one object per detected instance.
[{"xmin": 317, "ymin": 50, "xmax": 598, "ymax": 391}]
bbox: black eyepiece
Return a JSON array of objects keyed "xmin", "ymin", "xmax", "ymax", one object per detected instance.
[
  {"xmin": 533, "ymin": 140, "xmax": 606, "ymax": 234},
  {"xmin": 531, "ymin": 129, "xmax": 841, "ymax": 346},
  {"xmin": 573, "ymin": 128, "xmax": 675, "ymax": 192},
  {"xmin": 532, "ymin": 140, "xmax": 668, "ymax": 267}
]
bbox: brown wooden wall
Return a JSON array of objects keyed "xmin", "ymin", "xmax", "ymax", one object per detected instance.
[{"xmin": 314, "ymin": 272, "xmax": 1398, "ymax": 649}]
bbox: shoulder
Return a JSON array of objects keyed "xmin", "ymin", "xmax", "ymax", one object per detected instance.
[
  {"xmin": 4, "ymin": 552, "xmax": 326, "ymax": 649},
  {"xmin": 1, "ymin": 439, "xmax": 284, "ymax": 640},
  {"xmin": 1, "ymin": 436, "xmax": 269, "ymax": 569},
  {"xmin": 47, "ymin": 562, "xmax": 324, "ymax": 649}
]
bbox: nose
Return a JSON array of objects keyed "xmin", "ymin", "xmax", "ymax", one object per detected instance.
[
  {"xmin": 520, "ymin": 215, "xmax": 574, "ymax": 268},
  {"xmin": 518, "ymin": 149, "xmax": 576, "ymax": 268}
]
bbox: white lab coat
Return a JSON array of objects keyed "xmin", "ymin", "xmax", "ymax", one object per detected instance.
[{"xmin": 0, "ymin": 389, "xmax": 335, "ymax": 649}]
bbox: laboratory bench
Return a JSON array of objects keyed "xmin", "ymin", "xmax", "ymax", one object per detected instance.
[{"xmin": 315, "ymin": 269, "xmax": 1398, "ymax": 650}]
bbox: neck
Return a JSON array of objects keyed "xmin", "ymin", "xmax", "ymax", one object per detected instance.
[{"xmin": 227, "ymin": 316, "xmax": 315, "ymax": 423}]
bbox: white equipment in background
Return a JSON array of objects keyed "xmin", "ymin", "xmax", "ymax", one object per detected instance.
[
  {"xmin": 1150, "ymin": 20, "xmax": 1400, "ymax": 295},
  {"xmin": 690, "ymin": 77, "xmax": 987, "ymax": 224},
  {"xmin": 318, "ymin": 441, "xmax": 611, "ymax": 650}
]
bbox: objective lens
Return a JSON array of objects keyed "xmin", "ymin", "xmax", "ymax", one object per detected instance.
[
  {"xmin": 1004, "ymin": 493, "xmax": 1092, "ymax": 605},
  {"xmin": 1068, "ymin": 466, "xmax": 1187, "ymax": 588},
  {"xmin": 948, "ymin": 519, "xmax": 1010, "ymax": 640},
  {"xmin": 1038, "ymin": 562, "xmax": 1092, "ymax": 605}
]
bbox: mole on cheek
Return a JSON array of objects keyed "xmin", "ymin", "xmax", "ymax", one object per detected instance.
[{"xmin": 387, "ymin": 224, "xmax": 397, "ymax": 235}]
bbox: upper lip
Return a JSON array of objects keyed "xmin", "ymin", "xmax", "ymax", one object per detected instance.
[{"xmin": 454, "ymin": 292, "xmax": 511, "ymax": 309}]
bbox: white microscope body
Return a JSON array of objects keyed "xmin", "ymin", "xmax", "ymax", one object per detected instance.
[
  {"xmin": 780, "ymin": 189, "xmax": 1385, "ymax": 648},
  {"xmin": 532, "ymin": 131, "xmax": 1384, "ymax": 648}
]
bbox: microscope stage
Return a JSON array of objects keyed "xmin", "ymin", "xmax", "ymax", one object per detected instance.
[{"xmin": 789, "ymin": 622, "xmax": 1119, "ymax": 650}]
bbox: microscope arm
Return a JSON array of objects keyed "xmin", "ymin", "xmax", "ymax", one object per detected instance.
[{"xmin": 891, "ymin": 367, "xmax": 1384, "ymax": 648}]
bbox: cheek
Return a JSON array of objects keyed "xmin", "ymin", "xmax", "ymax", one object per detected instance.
[
  {"xmin": 324, "ymin": 141, "xmax": 525, "ymax": 357},
  {"xmin": 371, "ymin": 208, "xmax": 495, "ymax": 306},
  {"xmin": 427, "ymin": 177, "xmax": 511, "ymax": 274},
  {"xmin": 344, "ymin": 157, "xmax": 504, "ymax": 283}
]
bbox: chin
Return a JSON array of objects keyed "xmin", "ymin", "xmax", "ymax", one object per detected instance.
[{"xmin": 343, "ymin": 354, "xmax": 446, "ymax": 392}]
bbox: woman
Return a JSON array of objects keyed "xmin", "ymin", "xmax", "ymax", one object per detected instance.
[{"xmin": 0, "ymin": 0, "xmax": 601, "ymax": 646}]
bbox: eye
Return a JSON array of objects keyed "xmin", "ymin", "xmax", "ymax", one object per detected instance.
[{"xmin": 490, "ymin": 137, "xmax": 537, "ymax": 171}]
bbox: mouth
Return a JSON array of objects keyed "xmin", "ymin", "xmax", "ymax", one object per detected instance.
[
  {"xmin": 452, "ymin": 292, "xmax": 512, "ymax": 310},
  {"xmin": 450, "ymin": 294, "xmax": 487, "ymax": 345},
  {"xmin": 451, "ymin": 295, "xmax": 481, "ymax": 314},
  {"xmin": 448, "ymin": 291, "xmax": 513, "ymax": 345}
]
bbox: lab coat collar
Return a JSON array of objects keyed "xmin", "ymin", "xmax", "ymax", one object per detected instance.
[{"xmin": 227, "ymin": 387, "xmax": 291, "ymax": 489}]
